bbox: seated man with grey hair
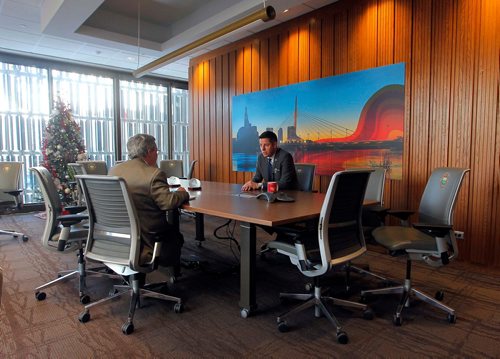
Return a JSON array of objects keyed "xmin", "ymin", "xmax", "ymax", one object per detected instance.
[{"xmin": 109, "ymin": 134, "xmax": 189, "ymax": 269}]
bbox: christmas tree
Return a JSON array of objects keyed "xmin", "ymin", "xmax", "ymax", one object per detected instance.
[{"xmin": 42, "ymin": 98, "xmax": 86, "ymax": 204}]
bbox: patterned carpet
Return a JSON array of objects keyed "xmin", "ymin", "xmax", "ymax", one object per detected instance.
[{"xmin": 1, "ymin": 212, "xmax": 500, "ymax": 358}]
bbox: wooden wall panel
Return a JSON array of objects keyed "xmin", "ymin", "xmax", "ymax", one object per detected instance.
[{"xmin": 188, "ymin": 0, "xmax": 500, "ymax": 267}]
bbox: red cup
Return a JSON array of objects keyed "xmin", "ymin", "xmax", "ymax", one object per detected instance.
[{"xmin": 267, "ymin": 181, "xmax": 278, "ymax": 193}]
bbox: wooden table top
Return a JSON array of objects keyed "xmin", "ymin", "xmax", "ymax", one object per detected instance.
[{"xmin": 181, "ymin": 181, "xmax": 326, "ymax": 227}]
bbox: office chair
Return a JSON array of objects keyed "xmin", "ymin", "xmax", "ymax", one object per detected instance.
[
  {"xmin": 76, "ymin": 175, "xmax": 183, "ymax": 335},
  {"xmin": 294, "ymin": 163, "xmax": 316, "ymax": 192},
  {"xmin": 187, "ymin": 160, "xmax": 198, "ymax": 179},
  {"xmin": 360, "ymin": 167, "xmax": 470, "ymax": 326},
  {"xmin": 159, "ymin": 160, "xmax": 184, "ymax": 178},
  {"xmin": 345, "ymin": 167, "xmax": 390, "ymax": 285},
  {"xmin": 77, "ymin": 160, "xmax": 108, "ymax": 175},
  {"xmin": 272, "ymin": 170, "xmax": 374, "ymax": 344},
  {"xmin": 30, "ymin": 167, "xmax": 112, "ymax": 304},
  {"xmin": 0, "ymin": 161, "xmax": 28, "ymax": 242},
  {"xmin": 68, "ymin": 163, "xmax": 85, "ymax": 205},
  {"xmin": 260, "ymin": 163, "xmax": 316, "ymax": 256}
]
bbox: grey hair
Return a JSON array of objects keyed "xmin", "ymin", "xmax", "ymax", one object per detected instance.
[{"xmin": 127, "ymin": 134, "xmax": 157, "ymax": 159}]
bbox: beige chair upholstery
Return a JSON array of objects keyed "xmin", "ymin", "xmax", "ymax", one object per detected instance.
[
  {"xmin": 76, "ymin": 175, "xmax": 183, "ymax": 335},
  {"xmin": 30, "ymin": 167, "xmax": 113, "ymax": 304},
  {"xmin": 0, "ymin": 161, "xmax": 28, "ymax": 242}
]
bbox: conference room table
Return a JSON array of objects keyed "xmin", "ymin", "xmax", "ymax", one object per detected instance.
[{"xmin": 170, "ymin": 181, "xmax": 326, "ymax": 318}]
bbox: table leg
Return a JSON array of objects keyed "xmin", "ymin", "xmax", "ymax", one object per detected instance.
[
  {"xmin": 239, "ymin": 221, "xmax": 257, "ymax": 318},
  {"xmin": 195, "ymin": 213, "xmax": 205, "ymax": 244}
]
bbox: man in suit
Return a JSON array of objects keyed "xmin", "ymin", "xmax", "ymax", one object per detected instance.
[
  {"xmin": 242, "ymin": 131, "xmax": 298, "ymax": 191},
  {"xmin": 109, "ymin": 134, "xmax": 189, "ymax": 268}
]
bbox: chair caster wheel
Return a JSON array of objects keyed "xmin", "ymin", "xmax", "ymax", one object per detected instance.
[
  {"xmin": 121, "ymin": 322, "xmax": 134, "ymax": 335},
  {"xmin": 447, "ymin": 313, "xmax": 456, "ymax": 324},
  {"xmin": 304, "ymin": 283, "xmax": 313, "ymax": 292},
  {"xmin": 393, "ymin": 314, "xmax": 402, "ymax": 326},
  {"xmin": 169, "ymin": 276, "xmax": 177, "ymax": 285},
  {"xmin": 174, "ymin": 303, "xmax": 184, "ymax": 313},
  {"xmin": 80, "ymin": 294, "xmax": 91, "ymax": 304},
  {"xmin": 57, "ymin": 240, "xmax": 66, "ymax": 251},
  {"xmin": 336, "ymin": 331, "xmax": 349, "ymax": 344},
  {"xmin": 277, "ymin": 321, "xmax": 289, "ymax": 333},
  {"xmin": 435, "ymin": 291, "xmax": 444, "ymax": 301},
  {"xmin": 362, "ymin": 308, "xmax": 374, "ymax": 320},
  {"xmin": 22, "ymin": 235, "xmax": 29, "ymax": 242},
  {"xmin": 240, "ymin": 308, "xmax": 250, "ymax": 318},
  {"xmin": 78, "ymin": 311, "xmax": 90, "ymax": 323},
  {"xmin": 35, "ymin": 291, "xmax": 46, "ymax": 301}
]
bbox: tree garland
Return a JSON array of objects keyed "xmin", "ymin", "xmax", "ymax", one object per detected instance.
[{"xmin": 42, "ymin": 98, "xmax": 86, "ymax": 204}]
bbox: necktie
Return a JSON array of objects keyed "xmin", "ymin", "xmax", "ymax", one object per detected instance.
[{"xmin": 267, "ymin": 157, "xmax": 274, "ymax": 181}]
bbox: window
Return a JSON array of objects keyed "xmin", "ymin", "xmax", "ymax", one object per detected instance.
[
  {"xmin": 119, "ymin": 80, "xmax": 169, "ymax": 161},
  {"xmin": 0, "ymin": 57, "xmax": 188, "ymax": 204}
]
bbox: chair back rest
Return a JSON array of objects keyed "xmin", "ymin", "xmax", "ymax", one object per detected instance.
[
  {"xmin": 187, "ymin": 160, "xmax": 197, "ymax": 179},
  {"xmin": 30, "ymin": 167, "xmax": 63, "ymax": 247},
  {"xmin": 159, "ymin": 160, "xmax": 184, "ymax": 178},
  {"xmin": 364, "ymin": 167, "xmax": 386, "ymax": 204},
  {"xmin": 0, "ymin": 161, "xmax": 22, "ymax": 203},
  {"xmin": 418, "ymin": 167, "xmax": 470, "ymax": 225},
  {"xmin": 294, "ymin": 163, "xmax": 316, "ymax": 192},
  {"xmin": 77, "ymin": 160, "xmax": 108, "ymax": 175},
  {"xmin": 68, "ymin": 163, "xmax": 85, "ymax": 205},
  {"xmin": 317, "ymin": 170, "xmax": 372, "ymax": 274},
  {"xmin": 77, "ymin": 175, "xmax": 141, "ymax": 270}
]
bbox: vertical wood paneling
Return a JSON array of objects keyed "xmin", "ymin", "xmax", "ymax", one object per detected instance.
[
  {"xmin": 428, "ymin": 0, "xmax": 454, "ymax": 171},
  {"xmin": 333, "ymin": 11, "xmax": 348, "ymax": 75},
  {"xmin": 209, "ymin": 58, "xmax": 217, "ymax": 180},
  {"xmin": 222, "ymin": 54, "xmax": 230, "ymax": 183},
  {"xmin": 298, "ymin": 19, "xmax": 310, "ymax": 82},
  {"xmin": 188, "ymin": 0, "xmax": 500, "ymax": 267},
  {"xmin": 310, "ymin": 17, "xmax": 321, "ymax": 80},
  {"xmin": 469, "ymin": 0, "xmax": 499, "ymax": 264},
  {"xmin": 449, "ymin": 0, "xmax": 477, "ymax": 260},
  {"xmin": 408, "ymin": 0, "xmax": 432, "ymax": 210},
  {"xmin": 390, "ymin": 0, "xmax": 412, "ymax": 212},
  {"xmin": 377, "ymin": 0, "xmax": 394, "ymax": 66},
  {"xmin": 203, "ymin": 61, "xmax": 210, "ymax": 180},
  {"xmin": 229, "ymin": 51, "xmax": 237, "ymax": 184},
  {"xmin": 321, "ymin": 16, "xmax": 334, "ymax": 78}
]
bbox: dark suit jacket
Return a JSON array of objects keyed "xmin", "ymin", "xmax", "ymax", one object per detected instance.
[
  {"xmin": 252, "ymin": 148, "xmax": 298, "ymax": 190},
  {"xmin": 109, "ymin": 158, "xmax": 189, "ymax": 265}
]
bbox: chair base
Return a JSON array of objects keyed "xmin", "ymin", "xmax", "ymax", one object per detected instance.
[
  {"xmin": 0, "ymin": 229, "xmax": 28, "ymax": 242},
  {"xmin": 277, "ymin": 285, "xmax": 372, "ymax": 344},
  {"xmin": 34, "ymin": 247, "xmax": 120, "ymax": 304},
  {"xmin": 79, "ymin": 274, "xmax": 183, "ymax": 335},
  {"xmin": 360, "ymin": 274, "xmax": 456, "ymax": 325}
]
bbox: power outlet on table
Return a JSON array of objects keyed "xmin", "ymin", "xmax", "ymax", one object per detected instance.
[{"xmin": 455, "ymin": 231, "xmax": 465, "ymax": 240}]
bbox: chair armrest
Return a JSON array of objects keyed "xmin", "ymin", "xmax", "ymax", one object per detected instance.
[
  {"xmin": 387, "ymin": 209, "xmax": 414, "ymax": 221},
  {"xmin": 3, "ymin": 189, "xmax": 23, "ymax": 197},
  {"xmin": 64, "ymin": 205, "xmax": 87, "ymax": 214},
  {"xmin": 56, "ymin": 214, "xmax": 88, "ymax": 227},
  {"xmin": 412, "ymin": 223, "xmax": 452, "ymax": 237}
]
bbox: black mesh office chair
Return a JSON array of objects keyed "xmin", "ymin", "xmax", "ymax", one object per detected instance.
[
  {"xmin": 0, "ymin": 161, "xmax": 28, "ymax": 242},
  {"xmin": 31, "ymin": 166, "xmax": 110, "ymax": 303},
  {"xmin": 159, "ymin": 160, "xmax": 184, "ymax": 178},
  {"xmin": 361, "ymin": 167, "xmax": 469, "ymax": 326},
  {"xmin": 76, "ymin": 175, "xmax": 183, "ymax": 335},
  {"xmin": 272, "ymin": 170, "xmax": 374, "ymax": 344},
  {"xmin": 77, "ymin": 160, "xmax": 108, "ymax": 175},
  {"xmin": 294, "ymin": 163, "xmax": 316, "ymax": 192}
]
